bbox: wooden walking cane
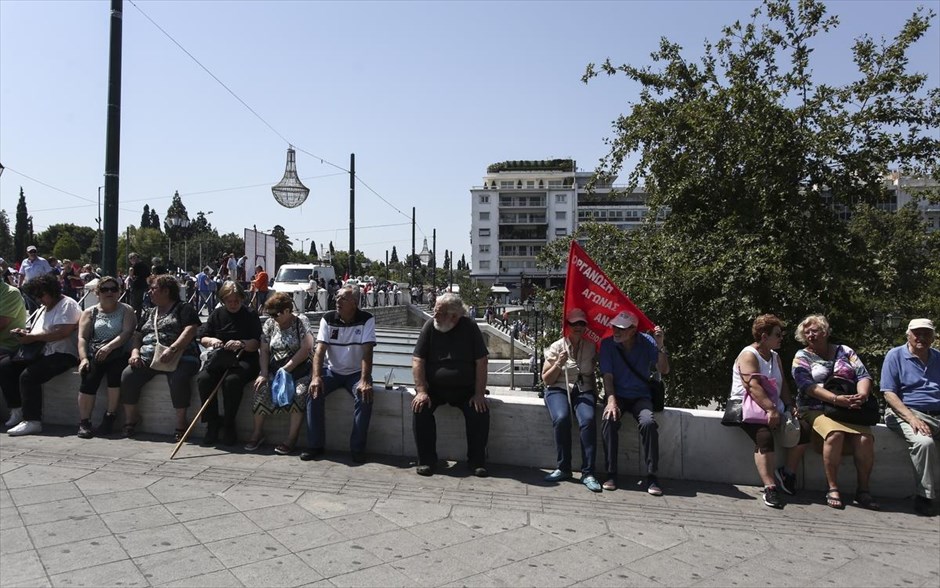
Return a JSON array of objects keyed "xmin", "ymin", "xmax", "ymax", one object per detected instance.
[{"xmin": 170, "ymin": 350, "xmax": 243, "ymax": 459}]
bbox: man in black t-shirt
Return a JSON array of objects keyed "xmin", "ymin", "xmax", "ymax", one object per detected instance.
[
  {"xmin": 127, "ymin": 253, "xmax": 150, "ymax": 318},
  {"xmin": 411, "ymin": 293, "xmax": 489, "ymax": 477}
]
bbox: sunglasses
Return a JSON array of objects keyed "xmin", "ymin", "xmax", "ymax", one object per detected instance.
[
  {"xmin": 567, "ymin": 321, "xmax": 587, "ymax": 327},
  {"xmin": 99, "ymin": 286, "xmax": 119, "ymax": 293}
]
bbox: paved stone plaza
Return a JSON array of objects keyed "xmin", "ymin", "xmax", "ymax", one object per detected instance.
[{"xmin": 1, "ymin": 427, "xmax": 938, "ymax": 587}]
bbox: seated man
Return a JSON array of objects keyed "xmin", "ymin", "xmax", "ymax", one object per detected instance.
[
  {"xmin": 0, "ymin": 279, "xmax": 28, "ymax": 360},
  {"xmin": 304, "ymin": 284, "xmax": 375, "ymax": 462},
  {"xmin": 599, "ymin": 311, "xmax": 669, "ymax": 495},
  {"xmin": 881, "ymin": 318, "xmax": 940, "ymax": 517},
  {"xmin": 411, "ymin": 293, "xmax": 489, "ymax": 477}
]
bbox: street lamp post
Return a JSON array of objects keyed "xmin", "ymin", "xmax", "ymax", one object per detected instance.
[{"xmin": 165, "ymin": 214, "xmax": 191, "ymax": 273}]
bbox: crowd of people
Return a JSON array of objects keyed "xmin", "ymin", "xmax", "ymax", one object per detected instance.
[{"xmin": 0, "ymin": 248, "xmax": 937, "ymax": 516}]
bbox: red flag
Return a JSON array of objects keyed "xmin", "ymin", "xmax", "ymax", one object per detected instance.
[
  {"xmin": 343, "ymin": 271, "xmax": 350, "ymax": 282},
  {"xmin": 563, "ymin": 240, "xmax": 655, "ymax": 349}
]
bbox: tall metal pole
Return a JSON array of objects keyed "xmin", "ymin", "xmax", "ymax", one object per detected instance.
[
  {"xmin": 101, "ymin": 0, "xmax": 123, "ymax": 277},
  {"xmin": 385, "ymin": 250, "xmax": 389, "ymax": 282},
  {"xmin": 410, "ymin": 207, "xmax": 416, "ymax": 288},
  {"xmin": 348, "ymin": 153, "xmax": 355, "ymax": 278},
  {"xmin": 431, "ymin": 229, "xmax": 436, "ymax": 291}
]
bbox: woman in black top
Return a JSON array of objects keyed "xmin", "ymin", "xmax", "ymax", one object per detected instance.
[{"xmin": 196, "ymin": 281, "xmax": 261, "ymax": 446}]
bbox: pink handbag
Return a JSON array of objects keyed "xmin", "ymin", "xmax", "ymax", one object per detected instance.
[{"xmin": 741, "ymin": 371, "xmax": 780, "ymax": 425}]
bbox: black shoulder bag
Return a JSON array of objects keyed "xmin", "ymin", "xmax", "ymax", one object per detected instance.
[{"xmin": 615, "ymin": 344, "xmax": 665, "ymax": 412}]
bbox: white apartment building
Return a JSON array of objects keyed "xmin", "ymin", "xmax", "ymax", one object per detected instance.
[
  {"xmin": 469, "ymin": 159, "xmax": 652, "ymax": 299},
  {"xmin": 470, "ymin": 161, "xmax": 937, "ymax": 300}
]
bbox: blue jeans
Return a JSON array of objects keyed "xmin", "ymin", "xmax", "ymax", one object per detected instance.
[
  {"xmin": 306, "ymin": 367, "xmax": 372, "ymax": 453},
  {"xmin": 601, "ymin": 396, "xmax": 658, "ymax": 476},
  {"xmin": 544, "ymin": 387, "xmax": 597, "ymax": 475}
]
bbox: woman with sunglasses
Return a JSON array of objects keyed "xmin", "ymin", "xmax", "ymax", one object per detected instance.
[
  {"xmin": 541, "ymin": 309, "xmax": 601, "ymax": 492},
  {"xmin": 244, "ymin": 292, "xmax": 314, "ymax": 453},
  {"xmin": 75, "ymin": 277, "xmax": 136, "ymax": 438},
  {"xmin": 120, "ymin": 275, "xmax": 201, "ymax": 440},
  {"xmin": 729, "ymin": 314, "xmax": 809, "ymax": 508}
]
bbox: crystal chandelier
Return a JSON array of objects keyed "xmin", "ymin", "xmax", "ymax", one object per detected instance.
[{"xmin": 271, "ymin": 146, "xmax": 310, "ymax": 208}]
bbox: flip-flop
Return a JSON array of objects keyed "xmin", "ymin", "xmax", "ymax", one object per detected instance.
[{"xmin": 826, "ymin": 488, "xmax": 845, "ymax": 510}]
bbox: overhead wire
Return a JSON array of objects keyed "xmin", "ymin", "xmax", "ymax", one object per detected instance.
[{"xmin": 128, "ymin": 0, "xmax": 424, "ymax": 237}]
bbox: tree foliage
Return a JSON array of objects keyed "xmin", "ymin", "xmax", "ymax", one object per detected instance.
[
  {"xmin": 0, "ymin": 210, "xmax": 12, "ymax": 259},
  {"xmin": 14, "ymin": 187, "xmax": 31, "ymax": 261},
  {"xmin": 564, "ymin": 0, "xmax": 940, "ymax": 408}
]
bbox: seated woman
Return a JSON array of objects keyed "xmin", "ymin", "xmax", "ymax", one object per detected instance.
[
  {"xmin": 1, "ymin": 274, "xmax": 81, "ymax": 435},
  {"xmin": 792, "ymin": 314, "xmax": 880, "ymax": 510},
  {"xmin": 196, "ymin": 281, "xmax": 261, "ymax": 447},
  {"xmin": 541, "ymin": 308, "xmax": 600, "ymax": 492},
  {"xmin": 730, "ymin": 314, "xmax": 809, "ymax": 508},
  {"xmin": 76, "ymin": 276, "xmax": 136, "ymax": 438},
  {"xmin": 244, "ymin": 292, "xmax": 314, "ymax": 454},
  {"xmin": 120, "ymin": 274, "xmax": 201, "ymax": 441}
]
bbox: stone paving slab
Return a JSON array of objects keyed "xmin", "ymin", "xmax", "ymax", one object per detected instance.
[{"xmin": 1, "ymin": 426, "xmax": 938, "ymax": 588}]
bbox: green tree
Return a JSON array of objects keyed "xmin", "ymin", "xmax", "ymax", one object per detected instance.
[
  {"xmin": 191, "ymin": 211, "xmax": 214, "ymax": 235},
  {"xmin": 271, "ymin": 225, "xmax": 292, "ymax": 271},
  {"xmin": 0, "ymin": 210, "xmax": 12, "ymax": 259},
  {"xmin": 563, "ymin": 0, "xmax": 940, "ymax": 408},
  {"xmin": 53, "ymin": 233, "xmax": 82, "ymax": 261},
  {"xmin": 140, "ymin": 205, "xmax": 151, "ymax": 230},
  {"xmin": 390, "ymin": 246, "xmax": 399, "ymax": 265},
  {"xmin": 14, "ymin": 187, "xmax": 31, "ymax": 261},
  {"xmin": 36, "ymin": 224, "xmax": 97, "ymax": 260},
  {"xmin": 148, "ymin": 208, "xmax": 161, "ymax": 230}
]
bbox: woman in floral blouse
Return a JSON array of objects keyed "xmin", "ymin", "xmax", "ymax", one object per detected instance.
[{"xmin": 791, "ymin": 314, "xmax": 880, "ymax": 510}]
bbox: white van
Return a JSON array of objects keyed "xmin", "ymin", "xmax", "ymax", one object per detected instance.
[{"xmin": 271, "ymin": 263, "xmax": 336, "ymax": 294}]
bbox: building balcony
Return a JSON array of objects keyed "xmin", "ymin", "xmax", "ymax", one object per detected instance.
[{"xmin": 499, "ymin": 227, "xmax": 547, "ymax": 240}]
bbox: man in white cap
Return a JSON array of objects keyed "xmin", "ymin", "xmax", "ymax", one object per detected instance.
[
  {"xmin": 598, "ymin": 310, "xmax": 669, "ymax": 495},
  {"xmin": 17, "ymin": 246, "xmax": 51, "ymax": 287},
  {"xmin": 881, "ymin": 318, "xmax": 940, "ymax": 516}
]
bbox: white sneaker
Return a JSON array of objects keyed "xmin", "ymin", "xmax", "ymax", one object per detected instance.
[
  {"xmin": 4, "ymin": 408, "xmax": 23, "ymax": 428},
  {"xmin": 8, "ymin": 420, "xmax": 42, "ymax": 436}
]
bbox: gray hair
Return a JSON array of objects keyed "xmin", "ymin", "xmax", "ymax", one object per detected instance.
[
  {"xmin": 795, "ymin": 314, "xmax": 831, "ymax": 345},
  {"xmin": 435, "ymin": 292, "xmax": 467, "ymax": 317},
  {"xmin": 338, "ymin": 284, "xmax": 360, "ymax": 304}
]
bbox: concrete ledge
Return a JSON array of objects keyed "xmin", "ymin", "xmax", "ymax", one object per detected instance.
[{"xmin": 29, "ymin": 371, "xmax": 917, "ymax": 497}]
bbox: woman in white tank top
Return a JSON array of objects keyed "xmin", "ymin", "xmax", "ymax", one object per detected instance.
[{"xmin": 730, "ymin": 314, "xmax": 808, "ymax": 508}]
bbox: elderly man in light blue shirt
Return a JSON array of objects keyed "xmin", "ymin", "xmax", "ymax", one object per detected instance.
[
  {"xmin": 17, "ymin": 245, "xmax": 52, "ymax": 287},
  {"xmin": 881, "ymin": 318, "xmax": 940, "ymax": 517}
]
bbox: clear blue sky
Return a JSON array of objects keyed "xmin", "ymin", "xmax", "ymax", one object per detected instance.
[{"xmin": 1, "ymin": 0, "xmax": 937, "ymax": 266}]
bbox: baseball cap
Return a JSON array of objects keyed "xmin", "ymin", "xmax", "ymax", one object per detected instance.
[
  {"xmin": 566, "ymin": 308, "xmax": 588, "ymax": 324},
  {"xmin": 610, "ymin": 311, "xmax": 638, "ymax": 330},
  {"xmin": 26, "ymin": 245, "xmax": 37, "ymax": 252},
  {"xmin": 908, "ymin": 318, "xmax": 935, "ymax": 332}
]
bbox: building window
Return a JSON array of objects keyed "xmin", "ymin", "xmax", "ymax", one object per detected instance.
[
  {"xmin": 548, "ymin": 180, "xmax": 563, "ymax": 187},
  {"xmin": 479, "ymin": 195, "xmax": 489, "ymax": 204},
  {"xmin": 555, "ymin": 228, "xmax": 567, "ymax": 236},
  {"xmin": 479, "ymin": 212, "xmax": 490, "ymax": 221},
  {"xmin": 479, "ymin": 228, "xmax": 490, "ymax": 237},
  {"xmin": 526, "ymin": 180, "xmax": 535, "ymax": 188},
  {"xmin": 555, "ymin": 211, "xmax": 567, "ymax": 220},
  {"xmin": 479, "ymin": 260, "xmax": 490, "ymax": 270},
  {"xmin": 499, "ymin": 180, "xmax": 514, "ymax": 189},
  {"xmin": 479, "ymin": 244, "xmax": 490, "ymax": 253},
  {"xmin": 555, "ymin": 194, "xmax": 567, "ymax": 204}
]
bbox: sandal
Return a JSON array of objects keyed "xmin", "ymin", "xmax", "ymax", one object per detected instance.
[
  {"xmin": 854, "ymin": 491, "xmax": 881, "ymax": 511},
  {"xmin": 826, "ymin": 488, "xmax": 845, "ymax": 510},
  {"xmin": 174, "ymin": 429, "xmax": 186, "ymax": 443}
]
